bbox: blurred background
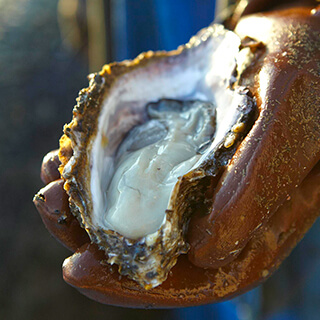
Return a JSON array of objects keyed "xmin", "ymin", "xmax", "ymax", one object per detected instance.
[{"xmin": 1, "ymin": 0, "xmax": 320, "ymax": 319}]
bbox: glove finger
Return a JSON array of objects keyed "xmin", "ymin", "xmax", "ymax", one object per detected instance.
[
  {"xmin": 40, "ymin": 149, "xmax": 61, "ymax": 184},
  {"xmin": 34, "ymin": 179, "xmax": 90, "ymax": 251}
]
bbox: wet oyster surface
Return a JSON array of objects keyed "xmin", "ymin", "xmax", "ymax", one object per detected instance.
[
  {"xmin": 103, "ymin": 99, "xmax": 216, "ymax": 239},
  {"xmin": 59, "ymin": 23, "xmax": 257, "ymax": 289}
]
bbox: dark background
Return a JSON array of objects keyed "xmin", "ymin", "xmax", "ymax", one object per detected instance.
[{"xmin": 1, "ymin": 1, "xmax": 320, "ymax": 319}]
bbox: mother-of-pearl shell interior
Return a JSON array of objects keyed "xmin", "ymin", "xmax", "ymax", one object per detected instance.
[{"xmin": 90, "ymin": 25, "xmax": 245, "ymax": 240}]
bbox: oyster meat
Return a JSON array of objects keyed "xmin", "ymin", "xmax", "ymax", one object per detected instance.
[
  {"xmin": 104, "ymin": 99, "xmax": 216, "ymax": 239},
  {"xmin": 59, "ymin": 24, "xmax": 256, "ymax": 289}
]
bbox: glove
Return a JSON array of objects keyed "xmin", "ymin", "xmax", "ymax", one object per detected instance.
[{"xmin": 34, "ymin": 5, "xmax": 320, "ymax": 308}]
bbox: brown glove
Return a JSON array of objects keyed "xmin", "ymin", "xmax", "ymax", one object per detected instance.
[{"xmin": 34, "ymin": 6, "xmax": 320, "ymax": 308}]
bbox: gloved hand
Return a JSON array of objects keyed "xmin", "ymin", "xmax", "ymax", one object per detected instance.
[{"xmin": 34, "ymin": 5, "xmax": 320, "ymax": 308}]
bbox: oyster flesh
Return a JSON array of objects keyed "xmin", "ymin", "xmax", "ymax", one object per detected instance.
[{"xmin": 59, "ymin": 24, "xmax": 256, "ymax": 289}]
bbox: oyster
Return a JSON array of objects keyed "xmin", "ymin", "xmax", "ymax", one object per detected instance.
[{"xmin": 58, "ymin": 23, "xmax": 257, "ymax": 289}]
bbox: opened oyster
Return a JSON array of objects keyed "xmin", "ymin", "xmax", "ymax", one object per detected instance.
[{"xmin": 59, "ymin": 24, "xmax": 256, "ymax": 289}]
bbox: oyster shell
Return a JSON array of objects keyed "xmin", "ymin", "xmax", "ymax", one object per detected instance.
[{"xmin": 59, "ymin": 24, "xmax": 256, "ymax": 289}]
